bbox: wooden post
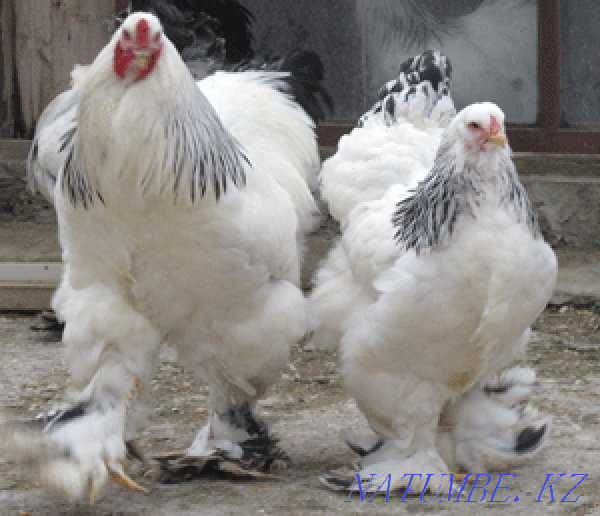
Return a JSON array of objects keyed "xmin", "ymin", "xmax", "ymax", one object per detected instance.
[
  {"xmin": 1, "ymin": 0, "xmax": 119, "ymax": 137},
  {"xmin": 0, "ymin": 0, "xmax": 17, "ymax": 137}
]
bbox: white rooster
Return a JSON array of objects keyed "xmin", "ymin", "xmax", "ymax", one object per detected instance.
[
  {"xmin": 312, "ymin": 102, "xmax": 557, "ymax": 491},
  {"xmin": 5, "ymin": 12, "xmax": 320, "ymax": 502}
]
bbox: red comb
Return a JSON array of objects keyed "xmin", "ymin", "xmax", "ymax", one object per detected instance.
[{"xmin": 135, "ymin": 19, "xmax": 150, "ymax": 47}]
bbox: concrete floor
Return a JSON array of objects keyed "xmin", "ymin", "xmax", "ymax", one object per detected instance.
[
  {"xmin": 0, "ymin": 307, "xmax": 599, "ymax": 515},
  {"xmin": 1, "ymin": 146, "xmax": 600, "ymax": 514}
]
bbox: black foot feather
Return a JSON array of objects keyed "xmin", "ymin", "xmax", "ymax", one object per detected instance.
[
  {"xmin": 320, "ymin": 474, "xmax": 355, "ymax": 491},
  {"xmin": 156, "ymin": 405, "xmax": 288, "ymax": 484},
  {"xmin": 30, "ymin": 311, "xmax": 64, "ymax": 342},
  {"xmin": 515, "ymin": 424, "xmax": 547, "ymax": 454},
  {"xmin": 346, "ymin": 438, "xmax": 384, "ymax": 457}
]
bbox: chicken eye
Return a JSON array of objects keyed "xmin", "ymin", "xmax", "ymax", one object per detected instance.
[
  {"xmin": 468, "ymin": 122, "xmax": 481, "ymax": 130},
  {"xmin": 122, "ymin": 29, "xmax": 131, "ymax": 40}
]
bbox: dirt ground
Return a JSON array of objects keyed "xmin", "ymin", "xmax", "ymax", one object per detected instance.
[{"xmin": 0, "ymin": 305, "xmax": 599, "ymax": 516}]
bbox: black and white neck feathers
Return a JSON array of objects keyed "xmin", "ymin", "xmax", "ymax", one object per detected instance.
[
  {"xmin": 60, "ymin": 38, "xmax": 250, "ymax": 209},
  {"xmin": 392, "ymin": 138, "xmax": 540, "ymax": 254}
]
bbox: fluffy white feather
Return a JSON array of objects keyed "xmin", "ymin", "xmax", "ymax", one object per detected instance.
[
  {"xmin": 198, "ymin": 70, "xmax": 320, "ymax": 235},
  {"xmin": 27, "ymin": 65, "xmax": 89, "ymax": 202},
  {"xmin": 438, "ymin": 365, "xmax": 552, "ymax": 473},
  {"xmin": 319, "ymin": 50, "xmax": 455, "ymax": 225}
]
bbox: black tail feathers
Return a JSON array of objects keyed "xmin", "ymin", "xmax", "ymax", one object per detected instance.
[
  {"xmin": 235, "ymin": 50, "xmax": 333, "ymax": 123},
  {"xmin": 125, "ymin": 0, "xmax": 254, "ymax": 62}
]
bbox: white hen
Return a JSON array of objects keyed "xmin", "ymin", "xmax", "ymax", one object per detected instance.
[
  {"xmin": 315, "ymin": 50, "xmax": 553, "ymax": 483},
  {"xmin": 313, "ymin": 102, "xmax": 556, "ymax": 491},
  {"xmin": 7, "ymin": 12, "xmax": 319, "ymax": 502}
]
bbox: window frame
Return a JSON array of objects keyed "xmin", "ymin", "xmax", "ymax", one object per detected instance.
[{"xmin": 318, "ymin": 0, "xmax": 600, "ymax": 154}]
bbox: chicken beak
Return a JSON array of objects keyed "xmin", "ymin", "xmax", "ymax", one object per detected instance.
[
  {"xmin": 487, "ymin": 132, "xmax": 507, "ymax": 147},
  {"xmin": 135, "ymin": 54, "xmax": 150, "ymax": 69}
]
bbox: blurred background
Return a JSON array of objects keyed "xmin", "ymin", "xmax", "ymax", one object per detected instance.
[
  {"xmin": 1, "ymin": 0, "xmax": 600, "ymax": 309},
  {"xmin": 2, "ymin": 0, "xmax": 600, "ymax": 136}
]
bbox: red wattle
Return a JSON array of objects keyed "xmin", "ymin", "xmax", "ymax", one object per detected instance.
[{"xmin": 114, "ymin": 43, "xmax": 134, "ymax": 78}]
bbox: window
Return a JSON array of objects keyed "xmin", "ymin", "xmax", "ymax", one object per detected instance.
[{"xmin": 245, "ymin": 0, "xmax": 597, "ymax": 153}]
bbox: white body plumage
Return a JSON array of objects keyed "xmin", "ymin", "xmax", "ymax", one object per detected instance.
[
  {"xmin": 55, "ymin": 29, "xmax": 317, "ymax": 390},
  {"xmin": 19, "ymin": 13, "xmax": 320, "ymax": 501},
  {"xmin": 319, "ymin": 119, "xmax": 442, "ymax": 224},
  {"xmin": 313, "ymin": 103, "xmax": 557, "ymax": 487},
  {"xmin": 319, "ymin": 50, "xmax": 455, "ymax": 225}
]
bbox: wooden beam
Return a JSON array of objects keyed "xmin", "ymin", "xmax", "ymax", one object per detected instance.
[
  {"xmin": 508, "ymin": 128, "xmax": 600, "ymax": 154},
  {"xmin": 317, "ymin": 123, "xmax": 600, "ymax": 155}
]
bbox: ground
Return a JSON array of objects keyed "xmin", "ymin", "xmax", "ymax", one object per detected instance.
[{"xmin": 0, "ymin": 304, "xmax": 599, "ymax": 516}]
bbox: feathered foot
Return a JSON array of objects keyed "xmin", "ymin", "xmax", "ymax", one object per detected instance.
[
  {"xmin": 30, "ymin": 310, "xmax": 65, "ymax": 342},
  {"xmin": 0, "ymin": 378, "xmax": 146, "ymax": 503},
  {"xmin": 344, "ymin": 434, "xmax": 384, "ymax": 458},
  {"xmin": 156, "ymin": 404, "xmax": 288, "ymax": 484},
  {"xmin": 438, "ymin": 366, "xmax": 551, "ymax": 473},
  {"xmin": 321, "ymin": 441, "xmax": 459, "ymax": 495}
]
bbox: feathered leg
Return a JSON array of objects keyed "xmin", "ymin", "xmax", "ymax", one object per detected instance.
[
  {"xmin": 1, "ymin": 280, "xmax": 160, "ymax": 502},
  {"xmin": 336, "ymin": 364, "xmax": 550, "ymax": 485},
  {"xmin": 437, "ymin": 366, "xmax": 551, "ymax": 473},
  {"xmin": 157, "ymin": 384, "xmax": 288, "ymax": 483},
  {"xmin": 438, "ymin": 330, "xmax": 550, "ymax": 472},
  {"xmin": 157, "ymin": 280, "xmax": 305, "ymax": 483},
  {"xmin": 323, "ymin": 339, "xmax": 456, "ymax": 493}
]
